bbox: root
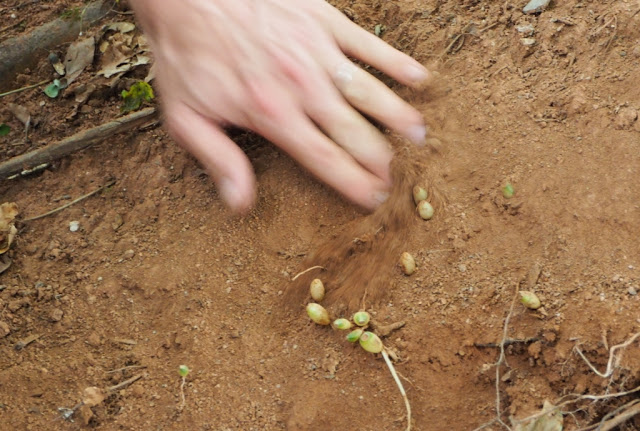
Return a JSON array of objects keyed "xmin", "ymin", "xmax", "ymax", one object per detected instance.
[
  {"xmin": 382, "ymin": 350, "xmax": 411, "ymax": 431},
  {"xmin": 291, "ymin": 266, "xmax": 325, "ymax": 281},
  {"xmin": 178, "ymin": 376, "xmax": 187, "ymax": 411},
  {"xmin": 574, "ymin": 332, "xmax": 640, "ymax": 378}
]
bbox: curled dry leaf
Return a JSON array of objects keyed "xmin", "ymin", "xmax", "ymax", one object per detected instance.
[
  {"xmin": 64, "ymin": 37, "xmax": 96, "ymax": 85},
  {"xmin": 0, "ymin": 202, "xmax": 19, "ymax": 255}
]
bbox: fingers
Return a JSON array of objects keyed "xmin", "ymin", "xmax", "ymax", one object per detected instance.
[
  {"xmin": 324, "ymin": 4, "xmax": 431, "ymax": 88},
  {"xmin": 333, "ymin": 61, "xmax": 427, "ymax": 145},
  {"xmin": 163, "ymin": 101, "xmax": 256, "ymax": 213}
]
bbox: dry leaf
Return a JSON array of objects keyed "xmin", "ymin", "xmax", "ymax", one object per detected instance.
[
  {"xmin": 0, "ymin": 202, "xmax": 19, "ymax": 255},
  {"xmin": 0, "ymin": 255, "xmax": 11, "ymax": 275},
  {"xmin": 514, "ymin": 400, "xmax": 563, "ymax": 431},
  {"xmin": 8, "ymin": 103, "xmax": 30, "ymax": 126},
  {"xmin": 65, "ymin": 37, "xmax": 96, "ymax": 85},
  {"xmin": 97, "ymin": 24, "xmax": 149, "ymax": 78},
  {"xmin": 103, "ymin": 22, "xmax": 136, "ymax": 33}
]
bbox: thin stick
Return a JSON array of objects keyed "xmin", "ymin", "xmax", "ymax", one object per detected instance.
[
  {"xmin": 574, "ymin": 332, "xmax": 640, "ymax": 378},
  {"xmin": 0, "ymin": 107, "xmax": 157, "ymax": 179},
  {"xmin": 22, "ymin": 179, "xmax": 115, "ymax": 222},
  {"xmin": 107, "ymin": 373, "xmax": 144, "ymax": 392},
  {"xmin": 291, "ymin": 266, "xmax": 325, "ymax": 281},
  {"xmin": 382, "ymin": 350, "xmax": 411, "ymax": 431},
  {"xmin": 0, "ymin": 80, "xmax": 48, "ymax": 98},
  {"xmin": 106, "ymin": 365, "xmax": 147, "ymax": 374}
]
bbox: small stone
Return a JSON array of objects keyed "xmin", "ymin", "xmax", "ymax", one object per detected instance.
[
  {"xmin": 523, "ymin": 0, "xmax": 551, "ymax": 14},
  {"xmin": 614, "ymin": 107, "xmax": 638, "ymax": 130},
  {"xmin": 458, "ymin": 264, "xmax": 467, "ymax": 273},
  {"xmin": 87, "ymin": 332, "xmax": 101, "ymax": 347},
  {"xmin": 69, "ymin": 221, "xmax": 80, "ymax": 232},
  {"xmin": 628, "ymin": 286, "xmax": 638, "ymax": 296},
  {"xmin": 633, "ymin": 46, "xmax": 640, "ymax": 58},
  {"xmin": 123, "ymin": 249, "xmax": 135, "ymax": 260},
  {"xmin": 520, "ymin": 38, "xmax": 536, "ymax": 46},
  {"xmin": 82, "ymin": 387, "xmax": 105, "ymax": 407},
  {"xmin": 516, "ymin": 24, "xmax": 535, "ymax": 36},
  {"xmin": 50, "ymin": 308, "xmax": 63, "ymax": 322},
  {"xmin": 0, "ymin": 321, "xmax": 10, "ymax": 338}
]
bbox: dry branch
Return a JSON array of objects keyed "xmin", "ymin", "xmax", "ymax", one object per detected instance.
[{"xmin": 0, "ymin": 107, "xmax": 157, "ymax": 179}]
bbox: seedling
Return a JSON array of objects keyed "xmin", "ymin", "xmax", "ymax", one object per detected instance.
[
  {"xmin": 374, "ymin": 24, "xmax": 386, "ymax": 37},
  {"xmin": 309, "ymin": 278, "xmax": 325, "ymax": 301},
  {"xmin": 400, "ymin": 252, "xmax": 416, "ymax": 275},
  {"xmin": 412, "ymin": 185, "xmax": 428, "ymax": 205},
  {"xmin": 121, "ymin": 81, "xmax": 154, "ymax": 113},
  {"xmin": 178, "ymin": 365, "xmax": 189, "ymax": 410},
  {"xmin": 44, "ymin": 79, "xmax": 68, "ymax": 98},
  {"xmin": 502, "ymin": 183, "xmax": 515, "ymax": 199},
  {"xmin": 417, "ymin": 201, "xmax": 434, "ymax": 220},
  {"xmin": 0, "ymin": 124, "xmax": 10, "ymax": 136}
]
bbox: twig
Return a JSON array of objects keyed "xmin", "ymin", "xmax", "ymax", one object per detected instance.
[
  {"xmin": 474, "ymin": 337, "xmax": 539, "ymax": 348},
  {"xmin": 596, "ymin": 401, "xmax": 640, "ymax": 431},
  {"xmin": 577, "ymin": 400, "xmax": 640, "ymax": 431},
  {"xmin": 0, "ymin": 79, "xmax": 48, "ymax": 98},
  {"xmin": 0, "ymin": 107, "xmax": 157, "ymax": 179},
  {"xmin": 574, "ymin": 332, "xmax": 640, "ymax": 378},
  {"xmin": 106, "ymin": 365, "xmax": 147, "ymax": 374},
  {"xmin": 291, "ymin": 266, "xmax": 325, "ymax": 281},
  {"xmin": 22, "ymin": 179, "xmax": 115, "ymax": 222},
  {"xmin": 107, "ymin": 373, "xmax": 144, "ymax": 392},
  {"xmin": 382, "ymin": 350, "xmax": 411, "ymax": 431}
]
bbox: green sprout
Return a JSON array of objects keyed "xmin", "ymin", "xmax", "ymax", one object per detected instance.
[
  {"xmin": 374, "ymin": 24, "xmax": 386, "ymax": 37},
  {"xmin": 44, "ymin": 79, "xmax": 68, "ymax": 98},
  {"xmin": 0, "ymin": 124, "xmax": 10, "ymax": 137},
  {"xmin": 502, "ymin": 183, "xmax": 515, "ymax": 199},
  {"xmin": 178, "ymin": 365, "xmax": 190, "ymax": 378},
  {"xmin": 178, "ymin": 365, "xmax": 189, "ymax": 410},
  {"xmin": 121, "ymin": 81, "xmax": 154, "ymax": 113}
]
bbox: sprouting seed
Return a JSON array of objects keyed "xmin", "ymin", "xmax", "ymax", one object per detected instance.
[
  {"xmin": 333, "ymin": 318, "xmax": 352, "ymax": 330},
  {"xmin": 359, "ymin": 332, "xmax": 384, "ymax": 354},
  {"xmin": 520, "ymin": 291, "xmax": 541, "ymax": 309},
  {"xmin": 400, "ymin": 252, "xmax": 416, "ymax": 275},
  {"xmin": 417, "ymin": 201, "xmax": 434, "ymax": 220},
  {"xmin": 353, "ymin": 311, "xmax": 371, "ymax": 327},
  {"xmin": 346, "ymin": 328, "xmax": 364, "ymax": 343},
  {"xmin": 413, "ymin": 185, "xmax": 428, "ymax": 205},
  {"xmin": 306, "ymin": 303, "xmax": 331, "ymax": 325},
  {"xmin": 503, "ymin": 183, "xmax": 515, "ymax": 199},
  {"xmin": 309, "ymin": 279, "xmax": 325, "ymax": 302},
  {"xmin": 178, "ymin": 365, "xmax": 189, "ymax": 378}
]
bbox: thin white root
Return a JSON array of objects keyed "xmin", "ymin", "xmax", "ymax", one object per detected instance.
[
  {"xmin": 574, "ymin": 332, "xmax": 640, "ymax": 378},
  {"xmin": 291, "ymin": 266, "xmax": 325, "ymax": 281},
  {"xmin": 179, "ymin": 376, "xmax": 186, "ymax": 410},
  {"xmin": 382, "ymin": 350, "xmax": 411, "ymax": 431}
]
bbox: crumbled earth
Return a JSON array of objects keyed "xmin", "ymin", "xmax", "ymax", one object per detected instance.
[{"xmin": 1, "ymin": 0, "xmax": 639, "ymax": 430}]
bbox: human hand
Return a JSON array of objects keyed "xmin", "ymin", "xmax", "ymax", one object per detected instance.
[{"xmin": 130, "ymin": 0, "xmax": 430, "ymax": 212}]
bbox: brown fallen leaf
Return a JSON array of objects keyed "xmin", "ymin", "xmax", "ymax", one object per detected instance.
[
  {"xmin": 64, "ymin": 37, "xmax": 96, "ymax": 84},
  {"xmin": 8, "ymin": 103, "xmax": 30, "ymax": 126}
]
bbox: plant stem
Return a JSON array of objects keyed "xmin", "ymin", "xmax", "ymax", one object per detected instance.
[
  {"xmin": 382, "ymin": 350, "xmax": 411, "ymax": 431},
  {"xmin": 0, "ymin": 79, "xmax": 48, "ymax": 98}
]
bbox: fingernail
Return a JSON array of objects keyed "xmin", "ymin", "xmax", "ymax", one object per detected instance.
[
  {"xmin": 407, "ymin": 125, "xmax": 427, "ymax": 146},
  {"xmin": 406, "ymin": 64, "xmax": 430, "ymax": 85},
  {"xmin": 218, "ymin": 177, "xmax": 245, "ymax": 212},
  {"xmin": 373, "ymin": 191, "xmax": 389, "ymax": 206}
]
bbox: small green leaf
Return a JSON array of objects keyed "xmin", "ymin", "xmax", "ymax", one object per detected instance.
[
  {"xmin": 178, "ymin": 365, "xmax": 190, "ymax": 378},
  {"xmin": 502, "ymin": 183, "xmax": 515, "ymax": 199},
  {"xmin": 374, "ymin": 24, "xmax": 386, "ymax": 37},
  {"xmin": 44, "ymin": 83, "xmax": 60, "ymax": 98},
  {"xmin": 0, "ymin": 124, "xmax": 10, "ymax": 136},
  {"xmin": 121, "ymin": 81, "xmax": 155, "ymax": 113}
]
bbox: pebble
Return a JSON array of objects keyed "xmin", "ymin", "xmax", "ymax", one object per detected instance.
[
  {"xmin": 50, "ymin": 308, "xmax": 64, "ymax": 322},
  {"xmin": 614, "ymin": 107, "xmax": 638, "ymax": 130},
  {"xmin": 523, "ymin": 0, "xmax": 551, "ymax": 14},
  {"xmin": 69, "ymin": 221, "xmax": 80, "ymax": 232},
  {"xmin": 520, "ymin": 38, "xmax": 536, "ymax": 46},
  {"xmin": 123, "ymin": 249, "xmax": 135, "ymax": 260},
  {"xmin": 628, "ymin": 286, "xmax": 638, "ymax": 296},
  {"xmin": 516, "ymin": 24, "xmax": 535, "ymax": 36}
]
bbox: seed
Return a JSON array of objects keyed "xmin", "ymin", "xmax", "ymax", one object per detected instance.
[
  {"xmin": 519, "ymin": 291, "xmax": 541, "ymax": 310},
  {"xmin": 306, "ymin": 303, "xmax": 331, "ymax": 325},
  {"xmin": 412, "ymin": 185, "xmax": 428, "ymax": 205},
  {"xmin": 503, "ymin": 183, "xmax": 515, "ymax": 199},
  {"xmin": 353, "ymin": 311, "xmax": 371, "ymax": 327},
  {"xmin": 309, "ymin": 279, "xmax": 325, "ymax": 302},
  {"xmin": 417, "ymin": 201, "xmax": 434, "ymax": 220},
  {"xmin": 359, "ymin": 332, "xmax": 384, "ymax": 353},
  {"xmin": 346, "ymin": 328, "xmax": 364, "ymax": 343},
  {"xmin": 333, "ymin": 318, "xmax": 352, "ymax": 330},
  {"xmin": 400, "ymin": 252, "xmax": 416, "ymax": 275}
]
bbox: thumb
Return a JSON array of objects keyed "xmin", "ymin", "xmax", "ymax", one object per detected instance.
[{"xmin": 164, "ymin": 102, "xmax": 256, "ymax": 213}]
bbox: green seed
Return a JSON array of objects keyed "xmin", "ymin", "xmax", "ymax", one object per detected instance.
[
  {"xmin": 417, "ymin": 201, "xmax": 434, "ymax": 220},
  {"xmin": 353, "ymin": 311, "xmax": 371, "ymax": 327},
  {"xmin": 400, "ymin": 252, "xmax": 416, "ymax": 275},
  {"xmin": 306, "ymin": 303, "xmax": 330, "ymax": 325},
  {"xmin": 333, "ymin": 318, "xmax": 352, "ymax": 330},
  {"xmin": 503, "ymin": 183, "xmax": 515, "ymax": 199},
  {"xmin": 412, "ymin": 185, "xmax": 428, "ymax": 205},
  {"xmin": 519, "ymin": 291, "xmax": 541, "ymax": 310},
  {"xmin": 359, "ymin": 332, "xmax": 384, "ymax": 353},
  {"xmin": 346, "ymin": 328, "xmax": 364, "ymax": 343},
  {"xmin": 178, "ymin": 365, "xmax": 189, "ymax": 378},
  {"xmin": 309, "ymin": 278, "xmax": 325, "ymax": 302}
]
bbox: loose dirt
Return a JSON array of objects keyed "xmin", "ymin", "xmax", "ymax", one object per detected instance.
[{"xmin": 1, "ymin": 0, "xmax": 639, "ymax": 430}]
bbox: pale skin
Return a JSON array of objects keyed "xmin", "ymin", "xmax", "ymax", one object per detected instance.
[{"xmin": 130, "ymin": 0, "xmax": 430, "ymax": 212}]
